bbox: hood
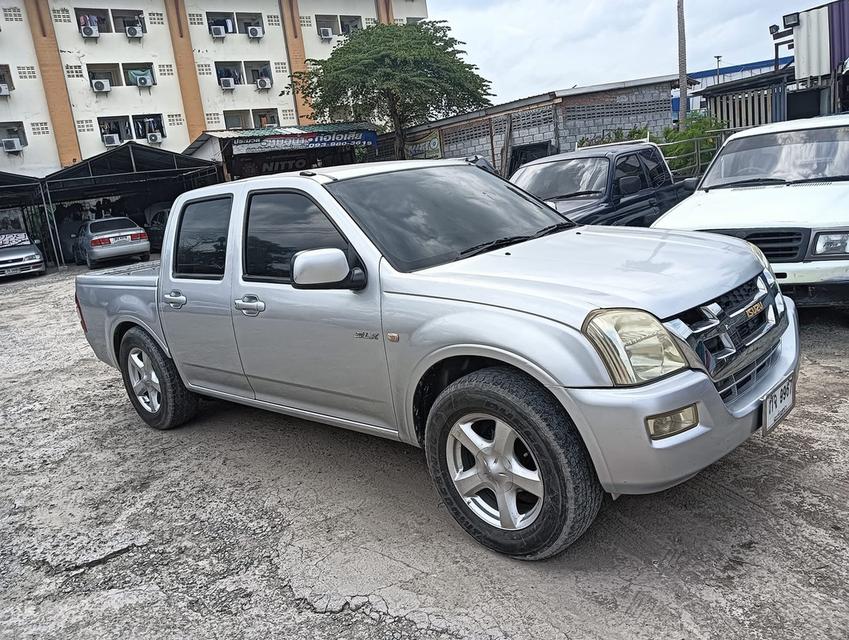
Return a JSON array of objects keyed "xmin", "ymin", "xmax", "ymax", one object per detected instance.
[
  {"xmin": 545, "ymin": 198, "xmax": 603, "ymax": 216},
  {"xmin": 0, "ymin": 242, "xmax": 40, "ymax": 261},
  {"xmin": 653, "ymin": 182, "xmax": 849, "ymax": 230},
  {"xmin": 383, "ymin": 226, "xmax": 762, "ymax": 327}
]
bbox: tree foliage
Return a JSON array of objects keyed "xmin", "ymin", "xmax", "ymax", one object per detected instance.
[{"xmin": 292, "ymin": 21, "xmax": 492, "ymax": 158}]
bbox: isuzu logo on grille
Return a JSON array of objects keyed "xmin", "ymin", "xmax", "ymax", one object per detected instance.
[{"xmin": 745, "ymin": 301, "xmax": 765, "ymax": 319}]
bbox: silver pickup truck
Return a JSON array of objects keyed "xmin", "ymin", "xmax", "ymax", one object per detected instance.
[{"xmin": 76, "ymin": 159, "xmax": 800, "ymax": 559}]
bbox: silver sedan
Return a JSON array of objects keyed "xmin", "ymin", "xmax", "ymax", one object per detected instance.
[{"xmin": 72, "ymin": 217, "xmax": 151, "ymax": 269}]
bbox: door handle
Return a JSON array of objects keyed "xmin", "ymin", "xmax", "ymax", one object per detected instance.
[
  {"xmin": 163, "ymin": 290, "xmax": 187, "ymax": 309},
  {"xmin": 234, "ymin": 295, "xmax": 266, "ymax": 317}
]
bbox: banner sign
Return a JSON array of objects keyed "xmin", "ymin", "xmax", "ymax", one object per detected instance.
[
  {"xmin": 232, "ymin": 131, "xmax": 378, "ymax": 155},
  {"xmin": 404, "ymin": 130, "xmax": 442, "ymax": 159}
]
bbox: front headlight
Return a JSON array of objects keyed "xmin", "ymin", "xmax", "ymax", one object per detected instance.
[
  {"xmin": 583, "ymin": 309, "xmax": 688, "ymax": 386},
  {"xmin": 25, "ymin": 253, "xmax": 40, "ymax": 261},
  {"xmin": 749, "ymin": 243, "xmax": 772, "ymax": 270},
  {"xmin": 813, "ymin": 232, "xmax": 849, "ymax": 256}
]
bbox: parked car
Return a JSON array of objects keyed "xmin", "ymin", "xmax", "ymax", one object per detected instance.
[
  {"xmin": 510, "ymin": 141, "xmax": 694, "ymax": 226},
  {"xmin": 653, "ymin": 114, "xmax": 849, "ymax": 307},
  {"xmin": 144, "ymin": 208, "xmax": 170, "ymax": 252},
  {"xmin": 76, "ymin": 159, "xmax": 799, "ymax": 559},
  {"xmin": 72, "ymin": 217, "xmax": 151, "ymax": 269},
  {"xmin": 0, "ymin": 232, "xmax": 45, "ymax": 278}
]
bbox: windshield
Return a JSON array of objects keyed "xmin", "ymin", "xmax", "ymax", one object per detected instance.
[
  {"xmin": 510, "ymin": 157, "xmax": 609, "ymax": 200},
  {"xmin": 90, "ymin": 218, "xmax": 136, "ymax": 234},
  {"xmin": 702, "ymin": 125, "xmax": 849, "ymax": 189},
  {"xmin": 326, "ymin": 165, "xmax": 569, "ymax": 271}
]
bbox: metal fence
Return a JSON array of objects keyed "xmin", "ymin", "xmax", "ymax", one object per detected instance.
[{"xmin": 655, "ymin": 126, "xmax": 751, "ymax": 178}]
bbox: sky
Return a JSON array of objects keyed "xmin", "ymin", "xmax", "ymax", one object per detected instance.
[{"xmin": 427, "ymin": 0, "xmax": 804, "ymax": 102}]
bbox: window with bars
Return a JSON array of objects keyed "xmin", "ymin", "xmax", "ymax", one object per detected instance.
[
  {"xmin": 299, "ymin": 15, "xmax": 312, "ymax": 28},
  {"xmin": 31, "ymin": 122, "xmax": 50, "ymax": 135},
  {"xmin": 266, "ymin": 14, "xmax": 280, "ymax": 26},
  {"xmin": 188, "ymin": 13, "xmax": 204, "ymax": 25},
  {"xmin": 76, "ymin": 119, "xmax": 95, "ymax": 133},
  {"xmin": 52, "ymin": 8, "xmax": 72, "ymax": 22},
  {"xmin": 3, "ymin": 7, "xmax": 23, "ymax": 21},
  {"xmin": 280, "ymin": 108, "xmax": 296, "ymax": 121},
  {"xmin": 364, "ymin": 17, "xmax": 377, "ymax": 26},
  {"xmin": 167, "ymin": 113, "xmax": 184, "ymax": 127},
  {"xmin": 273, "ymin": 61, "xmax": 288, "ymax": 75},
  {"xmin": 197, "ymin": 63, "xmax": 212, "ymax": 76},
  {"xmin": 65, "ymin": 65, "xmax": 84, "ymax": 79},
  {"xmin": 16, "ymin": 66, "xmax": 36, "ymax": 80},
  {"xmin": 442, "ymin": 122, "xmax": 490, "ymax": 146},
  {"xmin": 158, "ymin": 64, "xmax": 174, "ymax": 76},
  {"xmin": 205, "ymin": 112, "xmax": 221, "ymax": 127},
  {"xmin": 565, "ymin": 99, "xmax": 670, "ymax": 120},
  {"xmin": 148, "ymin": 11, "xmax": 164, "ymax": 25},
  {"xmin": 394, "ymin": 18, "xmax": 405, "ymax": 25}
]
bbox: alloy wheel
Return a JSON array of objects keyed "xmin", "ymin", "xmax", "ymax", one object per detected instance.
[{"xmin": 127, "ymin": 347, "xmax": 161, "ymax": 413}]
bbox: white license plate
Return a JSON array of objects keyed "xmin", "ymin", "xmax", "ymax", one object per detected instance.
[
  {"xmin": 111, "ymin": 235, "xmax": 131, "ymax": 244},
  {"xmin": 5, "ymin": 266, "xmax": 20, "ymax": 274},
  {"xmin": 762, "ymin": 374, "xmax": 794, "ymax": 435}
]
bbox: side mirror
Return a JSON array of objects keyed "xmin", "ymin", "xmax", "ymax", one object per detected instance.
[
  {"xmin": 69, "ymin": 234, "xmax": 77, "ymax": 239},
  {"xmin": 618, "ymin": 176, "xmax": 642, "ymax": 197},
  {"xmin": 34, "ymin": 238, "xmax": 42, "ymax": 245},
  {"xmin": 681, "ymin": 177, "xmax": 699, "ymax": 192},
  {"xmin": 292, "ymin": 248, "xmax": 366, "ymax": 290}
]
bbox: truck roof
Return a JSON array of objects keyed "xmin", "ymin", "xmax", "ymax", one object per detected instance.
[
  {"xmin": 517, "ymin": 141, "xmax": 659, "ymax": 169},
  {"xmin": 726, "ymin": 113, "xmax": 849, "ymax": 141}
]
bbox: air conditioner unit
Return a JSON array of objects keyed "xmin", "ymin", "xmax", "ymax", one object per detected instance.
[
  {"xmin": 318, "ymin": 27, "xmax": 333, "ymax": 40},
  {"xmin": 2, "ymin": 138, "xmax": 22, "ymax": 153},
  {"xmin": 210, "ymin": 25, "xmax": 226, "ymax": 38},
  {"xmin": 126, "ymin": 25, "xmax": 143, "ymax": 39},
  {"xmin": 0, "ymin": 84, "xmax": 10, "ymax": 97},
  {"xmin": 81, "ymin": 24, "xmax": 100, "ymax": 38},
  {"xmin": 102, "ymin": 134, "xmax": 121, "ymax": 147},
  {"xmin": 247, "ymin": 26, "xmax": 264, "ymax": 39},
  {"xmin": 135, "ymin": 74, "xmax": 153, "ymax": 87},
  {"xmin": 255, "ymin": 77, "xmax": 272, "ymax": 90},
  {"xmin": 147, "ymin": 132, "xmax": 163, "ymax": 144},
  {"xmin": 220, "ymin": 77, "xmax": 236, "ymax": 90},
  {"xmin": 92, "ymin": 79, "xmax": 111, "ymax": 93}
]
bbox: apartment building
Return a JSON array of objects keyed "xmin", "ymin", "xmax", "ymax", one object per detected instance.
[{"xmin": 0, "ymin": 0, "xmax": 427, "ymax": 176}]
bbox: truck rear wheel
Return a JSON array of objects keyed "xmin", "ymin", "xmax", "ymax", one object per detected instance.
[
  {"xmin": 119, "ymin": 327, "xmax": 198, "ymax": 430},
  {"xmin": 424, "ymin": 366, "xmax": 603, "ymax": 560}
]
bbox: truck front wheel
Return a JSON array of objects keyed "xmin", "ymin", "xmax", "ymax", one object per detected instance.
[
  {"xmin": 424, "ymin": 366, "xmax": 603, "ymax": 560},
  {"xmin": 119, "ymin": 327, "xmax": 198, "ymax": 430}
]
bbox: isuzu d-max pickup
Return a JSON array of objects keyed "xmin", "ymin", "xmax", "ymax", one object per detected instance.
[{"xmin": 76, "ymin": 159, "xmax": 799, "ymax": 559}]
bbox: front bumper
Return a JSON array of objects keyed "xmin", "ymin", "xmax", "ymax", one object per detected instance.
[
  {"xmin": 89, "ymin": 240, "xmax": 150, "ymax": 261},
  {"xmin": 773, "ymin": 259, "xmax": 849, "ymax": 307},
  {"xmin": 0, "ymin": 259, "xmax": 45, "ymax": 278},
  {"xmin": 560, "ymin": 298, "xmax": 800, "ymax": 495}
]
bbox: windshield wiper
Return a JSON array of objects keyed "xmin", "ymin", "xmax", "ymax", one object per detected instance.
[
  {"xmin": 546, "ymin": 190, "xmax": 603, "ymax": 200},
  {"xmin": 787, "ymin": 175, "xmax": 849, "ymax": 184},
  {"xmin": 458, "ymin": 234, "xmax": 533, "ymax": 258},
  {"xmin": 531, "ymin": 221, "xmax": 575, "ymax": 239},
  {"xmin": 706, "ymin": 177, "xmax": 788, "ymax": 191}
]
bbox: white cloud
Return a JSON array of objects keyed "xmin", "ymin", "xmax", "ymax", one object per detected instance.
[{"xmin": 428, "ymin": 0, "xmax": 802, "ymax": 101}]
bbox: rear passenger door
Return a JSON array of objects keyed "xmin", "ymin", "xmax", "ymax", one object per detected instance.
[
  {"xmin": 639, "ymin": 147, "xmax": 677, "ymax": 222},
  {"xmin": 230, "ymin": 189, "xmax": 396, "ymax": 430},
  {"xmin": 608, "ymin": 153, "xmax": 658, "ymax": 226},
  {"xmin": 159, "ymin": 195, "xmax": 253, "ymax": 397}
]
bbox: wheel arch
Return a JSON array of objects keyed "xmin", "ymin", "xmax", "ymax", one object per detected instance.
[{"xmin": 111, "ymin": 318, "xmax": 171, "ymax": 366}]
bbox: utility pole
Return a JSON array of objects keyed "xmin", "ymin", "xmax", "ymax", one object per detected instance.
[
  {"xmin": 677, "ymin": 0, "xmax": 688, "ymax": 129},
  {"xmin": 714, "ymin": 55, "xmax": 722, "ymax": 85}
]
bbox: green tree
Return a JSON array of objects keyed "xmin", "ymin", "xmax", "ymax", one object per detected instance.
[{"xmin": 293, "ymin": 21, "xmax": 492, "ymax": 159}]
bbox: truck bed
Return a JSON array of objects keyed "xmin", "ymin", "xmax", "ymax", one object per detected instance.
[{"xmin": 75, "ymin": 261, "xmax": 165, "ymax": 368}]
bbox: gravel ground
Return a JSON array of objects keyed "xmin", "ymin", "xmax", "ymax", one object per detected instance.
[{"xmin": 1, "ymin": 266, "xmax": 847, "ymax": 640}]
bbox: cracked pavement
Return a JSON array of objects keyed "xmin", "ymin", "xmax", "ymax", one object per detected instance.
[{"xmin": 1, "ymin": 267, "xmax": 848, "ymax": 639}]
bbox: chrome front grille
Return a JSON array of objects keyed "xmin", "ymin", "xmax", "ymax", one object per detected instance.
[
  {"xmin": 0, "ymin": 256, "xmax": 25, "ymax": 266},
  {"xmin": 665, "ymin": 272, "xmax": 788, "ymax": 402},
  {"xmin": 706, "ymin": 228, "xmax": 810, "ymax": 262}
]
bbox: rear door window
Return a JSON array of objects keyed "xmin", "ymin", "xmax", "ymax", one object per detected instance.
[
  {"xmin": 639, "ymin": 148, "xmax": 671, "ymax": 187},
  {"xmin": 174, "ymin": 197, "xmax": 232, "ymax": 278},
  {"xmin": 89, "ymin": 218, "xmax": 136, "ymax": 233},
  {"xmin": 243, "ymin": 191, "xmax": 348, "ymax": 282}
]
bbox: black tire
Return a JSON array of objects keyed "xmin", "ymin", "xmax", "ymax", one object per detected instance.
[
  {"xmin": 425, "ymin": 366, "xmax": 603, "ymax": 560},
  {"xmin": 139, "ymin": 253, "xmax": 150, "ymax": 262},
  {"xmin": 86, "ymin": 253, "xmax": 97, "ymax": 269},
  {"xmin": 74, "ymin": 248, "xmax": 85, "ymax": 266},
  {"xmin": 118, "ymin": 327, "xmax": 198, "ymax": 430}
]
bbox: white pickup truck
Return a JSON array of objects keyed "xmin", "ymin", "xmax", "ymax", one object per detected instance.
[
  {"xmin": 76, "ymin": 160, "xmax": 799, "ymax": 559},
  {"xmin": 653, "ymin": 114, "xmax": 849, "ymax": 308}
]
